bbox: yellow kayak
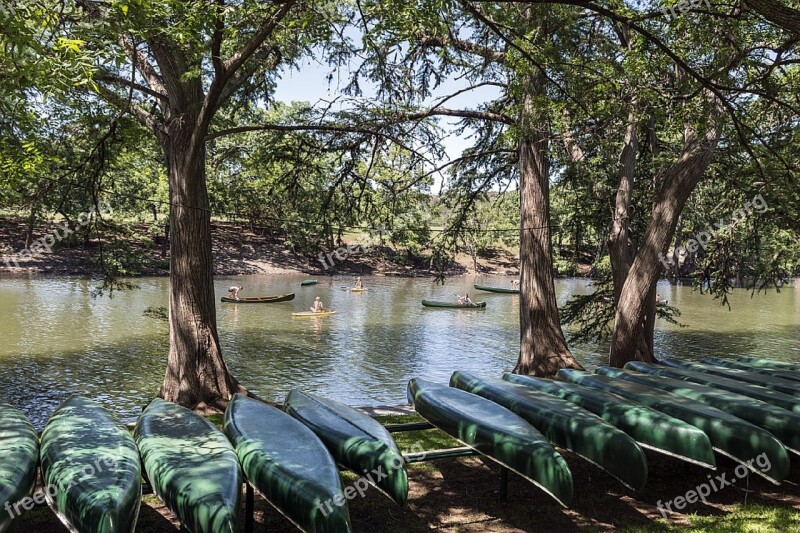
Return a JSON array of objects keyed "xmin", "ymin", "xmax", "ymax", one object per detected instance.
[
  {"xmin": 292, "ymin": 311, "xmax": 337, "ymax": 318},
  {"xmin": 351, "ymin": 288, "xmax": 367, "ymax": 292}
]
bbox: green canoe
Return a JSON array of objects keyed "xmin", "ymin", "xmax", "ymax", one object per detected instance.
[
  {"xmin": 626, "ymin": 362, "xmax": 800, "ymax": 415},
  {"xmin": 408, "ymin": 378, "xmax": 573, "ymax": 507},
  {"xmin": 284, "ymin": 389, "xmax": 408, "ymax": 506},
  {"xmin": 0, "ymin": 405, "xmax": 39, "ymax": 532},
  {"xmin": 557, "ymin": 369, "xmax": 790, "ymax": 484},
  {"xmin": 473, "ymin": 284, "xmax": 519, "ymax": 294},
  {"xmin": 301, "ymin": 280, "xmax": 319, "ymax": 286},
  {"xmin": 40, "ymin": 396, "xmax": 141, "ymax": 533},
  {"xmin": 701, "ymin": 357, "xmax": 800, "ymax": 384},
  {"xmin": 737, "ymin": 356, "xmax": 800, "ymax": 372},
  {"xmin": 597, "ymin": 366, "xmax": 800, "ymax": 456},
  {"xmin": 451, "ymin": 372, "xmax": 647, "ymax": 491},
  {"xmin": 223, "ymin": 395, "xmax": 352, "ymax": 532},
  {"xmin": 135, "ymin": 398, "xmax": 242, "ymax": 533},
  {"xmin": 502, "ymin": 373, "xmax": 715, "ymax": 469},
  {"xmin": 420, "ymin": 300, "xmax": 486, "ymax": 309},
  {"xmin": 221, "ymin": 292, "xmax": 295, "ymax": 303},
  {"xmin": 662, "ymin": 357, "xmax": 800, "ymax": 396}
]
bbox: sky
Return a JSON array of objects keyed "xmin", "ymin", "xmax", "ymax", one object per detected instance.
[{"xmin": 271, "ymin": 57, "xmax": 504, "ymax": 192}]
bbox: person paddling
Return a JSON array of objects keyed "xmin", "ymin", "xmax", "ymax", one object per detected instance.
[
  {"xmin": 354, "ymin": 276, "xmax": 363, "ymax": 289},
  {"xmin": 227, "ymin": 286, "xmax": 243, "ymax": 300},
  {"xmin": 310, "ymin": 297, "xmax": 325, "ymax": 313},
  {"xmin": 457, "ymin": 293, "xmax": 474, "ymax": 306}
]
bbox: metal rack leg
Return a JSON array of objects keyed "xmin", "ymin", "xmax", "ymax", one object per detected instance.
[{"xmin": 246, "ymin": 483, "xmax": 254, "ymax": 533}]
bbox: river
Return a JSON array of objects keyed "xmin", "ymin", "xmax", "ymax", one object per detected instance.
[{"xmin": 0, "ymin": 274, "xmax": 797, "ymax": 428}]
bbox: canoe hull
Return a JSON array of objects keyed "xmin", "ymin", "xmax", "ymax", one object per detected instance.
[
  {"xmin": 135, "ymin": 398, "xmax": 242, "ymax": 533},
  {"xmin": 224, "ymin": 395, "xmax": 352, "ymax": 533},
  {"xmin": 284, "ymin": 389, "xmax": 408, "ymax": 506},
  {"xmin": 473, "ymin": 284, "xmax": 519, "ymax": 294},
  {"xmin": 301, "ymin": 280, "xmax": 319, "ymax": 286},
  {"xmin": 292, "ymin": 311, "xmax": 336, "ymax": 317},
  {"xmin": 0, "ymin": 405, "xmax": 39, "ymax": 533},
  {"xmin": 700, "ymin": 357, "xmax": 800, "ymax": 385},
  {"xmin": 502, "ymin": 373, "xmax": 715, "ymax": 469},
  {"xmin": 662, "ymin": 357, "xmax": 800, "ymax": 395},
  {"xmin": 40, "ymin": 396, "xmax": 141, "ymax": 533},
  {"xmin": 556, "ymin": 369, "xmax": 790, "ymax": 484},
  {"xmin": 451, "ymin": 372, "xmax": 647, "ymax": 491},
  {"xmin": 421, "ymin": 300, "xmax": 486, "ymax": 308},
  {"xmin": 625, "ymin": 361, "xmax": 800, "ymax": 415},
  {"xmin": 221, "ymin": 293, "xmax": 295, "ymax": 303},
  {"xmin": 598, "ymin": 366, "xmax": 800, "ymax": 455},
  {"xmin": 408, "ymin": 378, "xmax": 573, "ymax": 507}
]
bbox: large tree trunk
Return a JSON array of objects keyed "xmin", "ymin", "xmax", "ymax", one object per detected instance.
[
  {"xmin": 607, "ymin": 109, "xmax": 657, "ymax": 362},
  {"xmin": 514, "ymin": 70, "xmax": 584, "ymax": 376},
  {"xmin": 610, "ymin": 98, "xmax": 722, "ymax": 367},
  {"xmin": 160, "ymin": 123, "xmax": 244, "ymax": 410}
]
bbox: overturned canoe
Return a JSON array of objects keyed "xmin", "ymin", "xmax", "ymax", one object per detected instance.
[
  {"xmin": 451, "ymin": 372, "xmax": 647, "ymax": 491},
  {"xmin": 662, "ymin": 357, "xmax": 800, "ymax": 396},
  {"xmin": 284, "ymin": 389, "xmax": 408, "ymax": 506},
  {"xmin": 301, "ymin": 280, "xmax": 319, "ymax": 286},
  {"xmin": 0, "ymin": 405, "xmax": 39, "ymax": 533},
  {"xmin": 557, "ymin": 369, "xmax": 790, "ymax": 484},
  {"xmin": 135, "ymin": 398, "xmax": 242, "ymax": 533},
  {"xmin": 701, "ymin": 357, "xmax": 800, "ymax": 384},
  {"xmin": 221, "ymin": 293, "xmax": 295, "ymax": 303},
  {"xmin": 737, "ymin": 357, "xmax": 800, "ymax": 372},
  {"xmin": 421, "ymin": 300, "xmax": 486, "ymax": 309},
  {"xmin": 224, "ymin": 394, "xmax": 352, "ymax": 532},
  {"xmin": 473, "ymin": 284, "xmax": 519, "ymax": 294},
  {"xmin": 597, "ymin": 366, "xmax": 800, "ymax": 456},
  {"xmin": 626, "ymin": 361, "xmax": 800, "ymax": 415},
  {"xmin": 502, "ymin": 373, "xmax": 715, "ymax": 469},
  {"xmin": 40, "ymin": 396, "xmax": 141, "ymax": 533},
  {"xmin": 408, "ymin": 378, "xmax": 573, "ymax": 507}
]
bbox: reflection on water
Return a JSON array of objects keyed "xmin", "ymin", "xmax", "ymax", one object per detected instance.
[{"xmin": 0, "ymin": 275, "xmax": 797, "ymax": 428}]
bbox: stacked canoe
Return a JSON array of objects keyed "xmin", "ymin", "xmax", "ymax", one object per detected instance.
[{"xmin": 1, "ymin": 355, "xmax": 796, "ymax": 531}]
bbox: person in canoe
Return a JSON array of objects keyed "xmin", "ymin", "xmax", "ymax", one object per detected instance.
[
  {"xmin": 310, "ymin": 296, "xmax": 325, "ymax": 313},
  {"xmin": 354, "ymin": 276, "xmax": 363, "ymax": 289},
  {"xmin": 457, "ymin": 293, "xmax": 475, "ymax": 306},
  {"xmin": 227, "ymin": 286, "xmax": 243, "ymax": 300},
  {"xmin": 511, "ymin": 279, "xmax": 520, "ymax": 288}
]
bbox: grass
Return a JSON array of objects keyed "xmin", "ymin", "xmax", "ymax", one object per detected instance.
[{"xmin": 621, "ymin": 503, "xmax": 800, "ymax": 532}]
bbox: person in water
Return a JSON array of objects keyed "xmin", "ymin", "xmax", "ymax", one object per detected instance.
[
  {"xmin": 227, "ymin": 286, "xmax": 243, "ymax": 300},
  {"xmin": 310, "ymin": 296, "xmax": 325, "ymax": 313},
  {"xmin": 354, "ymin": 276, "xmax": 363, "ymax": 289},
  {"xmin": 457, "ymin": 293, "xmax": 474, "ymax": 306}
]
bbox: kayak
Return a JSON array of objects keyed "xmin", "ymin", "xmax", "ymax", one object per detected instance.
[
  {"xmin": 450, "ymin": 372, "xmax": 647, "ymax": 491},
  {"xmin": 0, "ymin": 405, "xmax": 39, "ymax": 533},
  {"xmin": 597, "ymin": 366, "xmax": 800, "ymax": 456},
  {"xmin": 421, "ymin": 300, "xmax": 486, "ymax": 309},
  {"xmin": 737, "ymin": 356, "xmax": 800, "ymax": 372},
  {"xmin": 701, "ymin": 357, "xmax": 800, "ymax": 384},
  {"xmin": 40, "ymin": 396, "xmax": 141, "ymax": 533},
  {"xmin": 625, "ymin": 361, "xmax": 800, "ymax": 415},
  {"xmin": 473, "ymin": 284, "xmax": 519, "ymax": 294},
  {"xmin": 351, "ymin": 288, "xmax": 367, "ymax": 292},
  {"xmin": 221, "ymin": 293, "xmax": 295, "ymax": 303},
  {"xmin": 409, "ymin": 378, "xmax": 573, "ymax": 507},
  {"xmin": 223, "ymin": 394, "xmax": 352, "ymax": 532},
  {"xmin": 662, "ymin": 357, "xmax": 800, "ymax": 396},
  {"xmin": 292, "ymin": 311, "xmax": 336, "ymax": 317},
  {"xmin": 502, "ymin": 373, "xmax": 715, "ymax": 469},
  {"xmin": 301, "ymin": 280, "xmax": 319, "ymax": 286},
  {"xmin": 284, "ymin": 389, "xmax": 408, "ymax": 506},
  {"xmin": 556, "ymin": 369, "xmax": 790, "ymax": 484},
  {"xmin": 135, "ymin": 398, "xmax": 242, "ymax": 533}
]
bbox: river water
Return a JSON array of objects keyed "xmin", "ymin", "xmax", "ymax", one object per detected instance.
[{"xmin": 0, "ymin": 274, "xmax": 797, "ymax": 428}]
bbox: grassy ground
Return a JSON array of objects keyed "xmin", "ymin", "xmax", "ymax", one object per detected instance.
[{"xmin": 14, "ymin": 413, "xmax": 800, "ymax": 532}]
